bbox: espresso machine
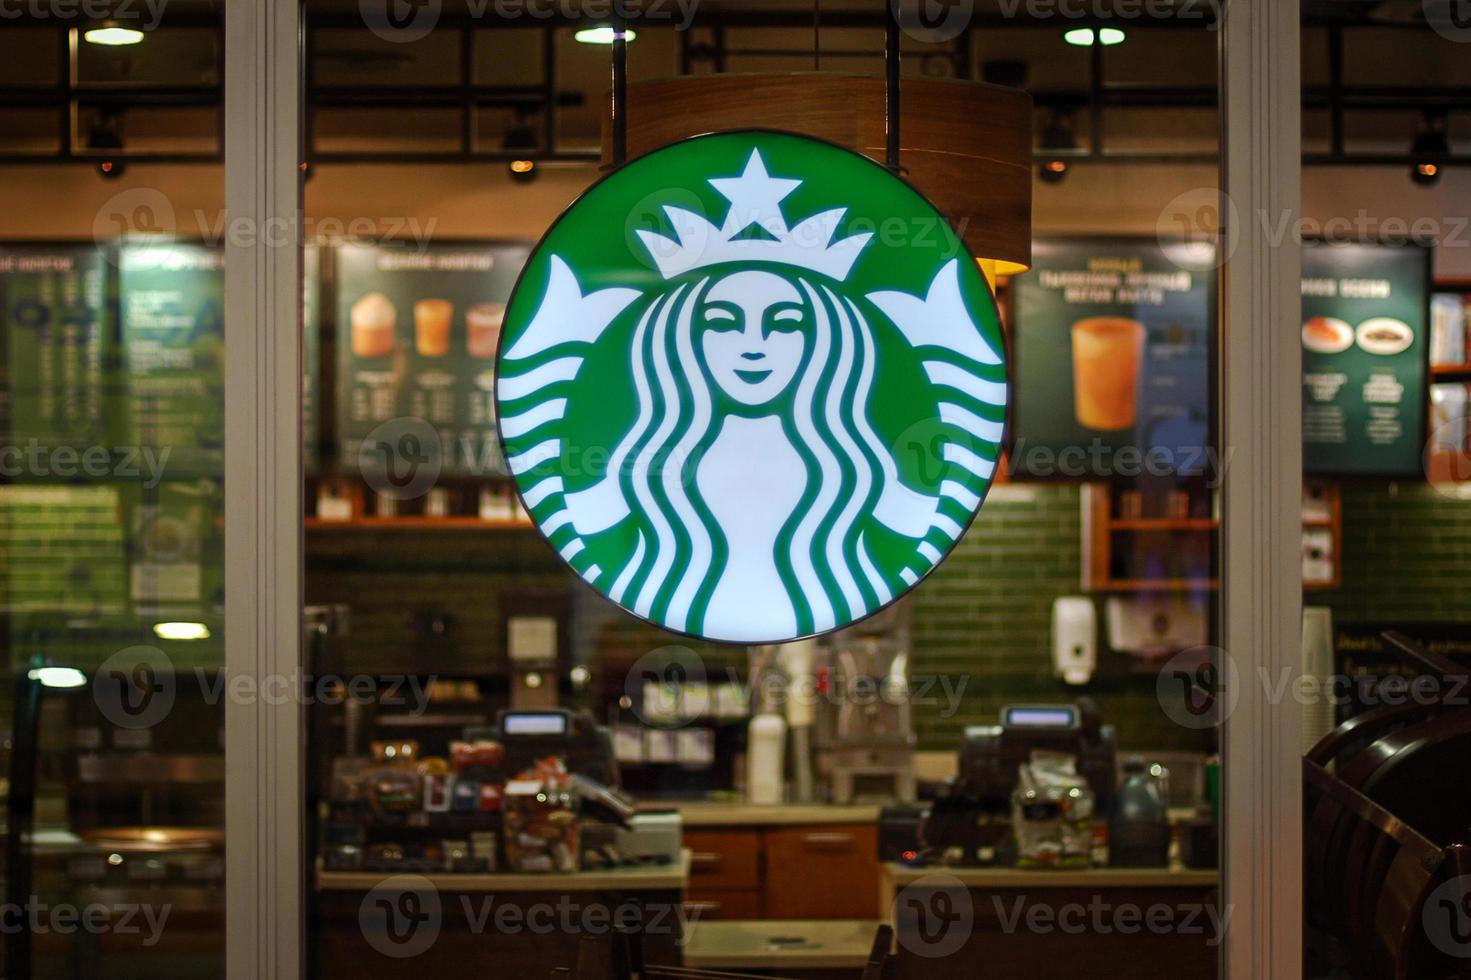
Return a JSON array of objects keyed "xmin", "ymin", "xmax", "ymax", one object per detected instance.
[{"xmin": 814, "ymin": 600, "xmax": 918, "ymax": 803}]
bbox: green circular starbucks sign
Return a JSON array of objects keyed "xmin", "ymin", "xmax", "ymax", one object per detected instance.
[{"xmin": 496, "ymin": 130, "xmax": 1008, "ymax": 643}]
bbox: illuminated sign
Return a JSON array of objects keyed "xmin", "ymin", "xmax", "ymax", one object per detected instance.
[{"xmin": 497, "ymin": 131, "xmax": 1008, "ymax": 642}]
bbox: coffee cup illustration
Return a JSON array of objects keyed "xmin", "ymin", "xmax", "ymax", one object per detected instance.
[
  {"xmin": 1071, "ymin": 316, "xmax": 1145, "ymax": 431},
  {"xmin": 414, "ymin": 299, "xmax": 453, "ymax": 358}
]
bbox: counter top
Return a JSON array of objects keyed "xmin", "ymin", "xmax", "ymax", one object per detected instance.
[
  {"xmin": 683, "ymin": 919, "xmax": 884, "ymax": 970},
  {"xmin": 316, "ymin": 851, "xmax": 689, "ymax": 893},
  {"xmin": 882, "ymin": 862, "xmax": 1219, "ymax": 889},
  {"xmin": 640, "ymin": 801, "xmax": 882, "ymax": 827}
]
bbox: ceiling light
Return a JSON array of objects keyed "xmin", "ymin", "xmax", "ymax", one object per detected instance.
[
  {"xmin": 1064, "ymin": 27, "xmax": 1125, "ymax": 47},
  {"xmin": 154, "ymin": 621, "xmax": 211, "ymax": 641},
  {"xmin": 575, "ymin": 26, "xmax": 636, "ymax": 45},
  {"xmin": 28, "ymin": 666, "xmax": 87, "ymax": 689},
  {"xmin": 1411, "ymin": 111, "xmax": 1450, "ymax": 187},
  {"xmin": 84, "ymin": 23, "xmax": 145, "ymax": 46}
]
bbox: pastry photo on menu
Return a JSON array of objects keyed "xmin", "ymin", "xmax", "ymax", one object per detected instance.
[
  {"xmin": 350, "ymin": 291, "xmax": 397, "ymax": 358},
  {"xmin": 1300, "ymin": 316, "xmax": 1354, "ymax": 354},
  {"xmin": 1354, "ymin": 317, "xmax": 1414, "ymax": 356}
]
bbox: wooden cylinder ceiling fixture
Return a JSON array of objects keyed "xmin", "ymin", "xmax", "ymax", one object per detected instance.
[{"xmin": 600, "ymin": 73, "xmax": 1034, "ymax": 276}]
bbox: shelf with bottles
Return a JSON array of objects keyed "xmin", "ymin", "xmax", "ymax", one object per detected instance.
[{"xmin": 305, "ymin": 473, "xmax": 535, "ymax": 530}]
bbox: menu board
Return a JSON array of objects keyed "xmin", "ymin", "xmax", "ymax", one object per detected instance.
[
  {"xmin": 335, "ymin": 241, "xmax": 531, "ymax": 477},
  {"xmin": 1301, "ymin": 242, "xmax": 1430, "ymax": 476},
  {"xmin": 0, "ymin": 485, "xmax": 128, "ymax": 617},
  {"xmin": 1012, "ymin": 239, "xmax": 1217, "ymax": 480},
  {"xmin": 119, "ymin": 242, "xmax": 226, "ymax": 477},
  {"xmin": 0, "ymin": 245, "xmax": 111, "ymax": 459},
  {"xmin": 125, "ymin": 479, "xmax": 223, "ymax": 609}
]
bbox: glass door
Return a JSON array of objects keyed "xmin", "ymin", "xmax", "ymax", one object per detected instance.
[{"xmin": 0, "ymin": 6, "xmax": 229, "ymax": 977}]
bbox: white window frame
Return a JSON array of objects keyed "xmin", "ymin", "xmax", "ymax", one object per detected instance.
[
  {"xmin": 1221, "ymin": 1, "xmax": 1304, "ymax": 977},
  {"xmin": 224, "ymin": 0, "xmax": 304, "ymax": 976}
]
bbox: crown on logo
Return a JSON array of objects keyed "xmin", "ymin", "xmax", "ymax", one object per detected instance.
[{"xmin": 635, "ymin": 149, "xmax": 874, "ymax": 282}]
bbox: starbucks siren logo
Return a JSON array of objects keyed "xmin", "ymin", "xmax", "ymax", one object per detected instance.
[{"xmin": 496, "ymin": 131, "xmax": 1008, "ymax": 643}]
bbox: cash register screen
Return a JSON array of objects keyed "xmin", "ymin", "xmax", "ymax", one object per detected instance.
[
  {"xmin": 1003, "ymin": 706, "xmax": 1077, "ymax": 729},
  {"xmin": 503, "ymin": 712, "xmax": 569, "ymax": 735}
]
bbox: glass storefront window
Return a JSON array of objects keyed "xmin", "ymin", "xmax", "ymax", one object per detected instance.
[
  {"xmin": 0, "ymin": 9, "xmax": 227, "ymax": 978},
  {"xmin": 34, "ymin": 1, "xmax": 1471, "ymax": 978}
]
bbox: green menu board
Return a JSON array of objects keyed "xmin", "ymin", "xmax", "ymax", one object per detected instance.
[
  {"xmin": 1013, "ymin": 238, "xmax": 1216, "ymax": 480},
  {"xmin": 335, "ymin": 241, "xmax": 530, "ymax": 477},
  {"xmin": 0, "ymin": 245, "xmax": 111, "ymax": 460},
  {"xmin": 0, "ymin": 485, "xmax": 128, "ymax": 618},
  {"xmin": 119, "ymin": 242, "xmax": 226, "ymax": 477},
  {"xmin": 124, "ymin": 477, "xmax": 223, "ymax": 611},
  {"xmin": 1301, "ymin": 242, "xmax": 1430, "ymax": 476}
]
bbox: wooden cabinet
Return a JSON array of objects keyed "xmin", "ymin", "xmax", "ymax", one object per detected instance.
[
  {"xmin": 763, "ymin": 824, "xmax": 879, "ymax": 919},
  {"xmin": 683, "ymin": 824, "xmax": 880, "ymax": 921}
]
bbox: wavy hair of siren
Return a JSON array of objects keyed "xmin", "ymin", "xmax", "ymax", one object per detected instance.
[{"xmin": 600, "ymin": 269, "xmax": 896, "ymax": 638}]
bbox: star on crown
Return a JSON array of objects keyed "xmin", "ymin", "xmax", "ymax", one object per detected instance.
[{"xmin": 635, "ymin": 149, "xmax": 874, "ymax": 282}]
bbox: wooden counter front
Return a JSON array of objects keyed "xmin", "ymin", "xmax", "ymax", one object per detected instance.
[
  {"xmin": 311, "ymin": 854, "xmax": 690, "ymax": 978},
  {"xmin": 879, "ymin": 862, "xmax": 1222, "ymax": 980}
]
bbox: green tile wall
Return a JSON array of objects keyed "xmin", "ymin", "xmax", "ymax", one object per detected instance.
[
  {"xmin": 302, "ymin": 481, "xmax": 1471, "ymax": 758},
  {"xmin": 909, "ymin": 484, "xmax": 1211, "ymax": 755},
  {"xmin": 1309, "ymin": 482, "xmax": 1471, "ymax": 623}
]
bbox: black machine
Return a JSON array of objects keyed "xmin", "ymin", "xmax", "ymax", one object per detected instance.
[
  {"xmin": 472, "ymin": 708, "xmax": 621, "ymax": 788},
  {"xmin": 959, "ymin": 699, "xmax": 1117, "ymax": 810},
  {"xmin": 919, "ymin": 699, "xmax": 1117, "ymax": 865}
]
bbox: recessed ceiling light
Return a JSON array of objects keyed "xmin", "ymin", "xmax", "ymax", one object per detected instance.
[
  {"xmin": 84, "ymin": 24, "xmax": 145, "ymax": 46},
  {"xmin": 575, "ymin": 26, "xmax": 636, "ymax": 45},
  {"xmin": 154, "ymin": 621, "xmax": 211, "ymax": 641},
  {"xmin": 1064, "ymin": 27, "xmax": 1125, "ymax": 47}
]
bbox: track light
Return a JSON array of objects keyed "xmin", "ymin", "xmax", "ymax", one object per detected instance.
[
  {"xmin": 1039, "ymin": 111, "xmax": 1079, "ymax": 185},
  {"xmin": 1411, "ymin": 111, "xmax": 1450, "ymax": 187},
  {"xmin": 86, "ymin": 110, "xmax": 126, "ymax": 180},
  {"xmin": 508, "ymin": 159, "xmax": 538, "ymax": 183}
]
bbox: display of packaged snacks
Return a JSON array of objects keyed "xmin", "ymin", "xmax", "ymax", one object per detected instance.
[
  {"xmin": 502, "ymin": 757, "xmax": 580, "ymax": 872},
  {"xmin": 423, "ymin": 772, "xmax": 453, "ymax": 812},
  {"xmin": 450, "ymin": 739, "xmax": 505, "ymax": 772},
  {"xmin": 1011, "ymin": 750, "xmax": 1095, "ymax": 869}
]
